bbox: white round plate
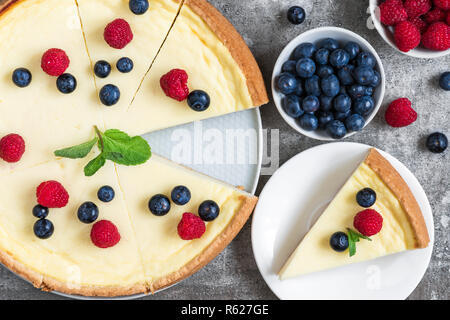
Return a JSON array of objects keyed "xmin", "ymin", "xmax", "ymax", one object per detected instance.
[
  {"xmin": 53, "ymin": 108, "xmax": 263, "ymax": 300},
  {"xmin": 252, "ymin": 142, "xmax": 434, "ymax": 300}
]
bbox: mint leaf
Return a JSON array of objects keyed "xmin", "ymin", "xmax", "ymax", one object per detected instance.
[
  {"xmin": 102, "ymin": 130, "xmax": 151, "ymax": 166},
  {"xmin": 54, "ymin": 138, "xmax": 98, "ymax": 159},
  {"xmin": 347, "ymin": 228, "xmax": 372, "ymax": 257},
  {"xmin": 84, "ymin": 154, "xmax": 106, "ymax": 177}
]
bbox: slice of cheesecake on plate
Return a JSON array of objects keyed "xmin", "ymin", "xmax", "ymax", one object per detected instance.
[{"xmin": 279, "ymin": 148, "xmax": 430, "ymax": 280}]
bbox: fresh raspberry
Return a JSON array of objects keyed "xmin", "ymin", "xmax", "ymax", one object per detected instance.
[
  {"xmin": 379, "ymin": 0, "xmax": 408, "ymax": 26},
  {"xmin": 409, "ymin": 16, "xmax": 428, "ymax": 33},
  {"xmin": 104, "ymin": 19, "xmax": 133, "ymax": 49},
  {"xmin": 177, "ymin": 213, "xmax": 206, "ymax": 240},
  {"xmin": 385, "ymin": 98, "xmax": 417, "ymax": 127},
  {"xmin": 36, "ymin": 180, "xmax": 69, "ymax": 208},
  {"xmin": 403, "ymin": 0, "xmax": 432, "ymax": 18},
  {"xmin": 394, "ymin": 21, "xmax": 421, "ymax": 52},
  {"xmin": 0, "ymin": 134, "xmax": 25, "ymax": 163},
  {"xmin": 424, "ymin": 8, "xmax": 446, "ymax": 23},
  {"xmin": 353, "ymin": 209, "xmax": 383, "ymax": 237},
  {"xmin": 41, "ymin": 48, "xmax": 70, "ymax": 76},
  {"xmin": 433, "ymin": 0, "xmax": 450, "ymax": 10},
  {"xmin": 90, "ymin": 220, "xmax": 121, "ymax": 248},
  {"xmin": 160, "ymin": 69, "xmax": 190, "ymax": 101},
  {"xmin": 422, "ymin": 22, "xmax": 450, "ymax": 50}
]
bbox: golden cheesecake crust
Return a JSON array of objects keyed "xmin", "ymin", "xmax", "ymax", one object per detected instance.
[{"xmin": 364, "ymin": 149, "xmax": 430, "ymax": 248}]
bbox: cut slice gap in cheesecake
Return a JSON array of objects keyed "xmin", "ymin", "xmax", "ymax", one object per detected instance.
[
  {"xmin": 75, "ymin": 0, "xmax": 185, "ymax": 125},
  {"xmin": 113, "ymin": 0, "xmax": 268, "ymax": 136},
  {"xmin": 279, "ymin": 148, "xmax": 430, "ymax": 280},
  {"xmin": 0, "ymin": 0, "xmax": 104, "ymax": 172},
  {"xmin": 0, "ymin": 158, "xmax": 147, "ymax": 297},
  {"xmin": 115, "ymin": 154, "xmax": 258, "ymax": 292}
]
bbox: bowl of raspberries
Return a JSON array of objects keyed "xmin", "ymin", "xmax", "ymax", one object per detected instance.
[
  {"xmin": 371, "ymin": 0, "xmax": 450, "ymax": 58},
  {"xmin": 272, "ymin": 27, "xmax": 386, "ymax": 140}
]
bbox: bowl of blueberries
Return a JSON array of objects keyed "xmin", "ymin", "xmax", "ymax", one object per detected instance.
[{"xmin": 272, "ymin": 27, "xmax": 386, "ymax": 140}]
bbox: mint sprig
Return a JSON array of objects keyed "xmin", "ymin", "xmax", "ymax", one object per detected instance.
[
  {"xmin": 55, "ymin": 126, "xmax": 151, "ymax": 176},
  {"xmin": 347, "ymin": 228, "xmax": 372, "ymax": 257}
]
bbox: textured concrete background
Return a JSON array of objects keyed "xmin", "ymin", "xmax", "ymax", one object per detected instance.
[{"xmin": 0, "ymin": 0, "xmax": 448, "ymax": 300}]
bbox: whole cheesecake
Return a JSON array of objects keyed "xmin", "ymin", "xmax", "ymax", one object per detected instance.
[{"xmin": 0, "ymin": 0, "xmax": 267, "ymax": 297}]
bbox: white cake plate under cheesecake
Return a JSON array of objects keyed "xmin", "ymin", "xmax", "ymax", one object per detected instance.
[{"xmin": 252, "ymin": 142, "xmax": 434, "ymax": 300}]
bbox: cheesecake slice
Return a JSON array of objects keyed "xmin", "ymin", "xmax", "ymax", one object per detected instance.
[
  {"xmin": 111, "ymin": 0, "xmax": 268, "ymax": 135},
  {"xmin": 279, "ymin": 148, "xmax": 430, "ymax": 280},
  {"xmin": 116, "ymin": 155, "xmax": 258, "ymax": 292},
  {"xmin": 0, "ymin": 0, "xmax": 103, "ymax": 172},
  {"xmin": 75, "ymin": 0, "xmax": 183, "ymax": 126}
]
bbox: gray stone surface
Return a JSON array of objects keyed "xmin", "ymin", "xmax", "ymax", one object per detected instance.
[{"xmin": 0, "ymin": 0, "xmax": 448, "ymax": 300}]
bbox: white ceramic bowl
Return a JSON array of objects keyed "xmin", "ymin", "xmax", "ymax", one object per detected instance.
[
  {"xmin": 369, "ymin": 0, "xmax": 450, "ymax": 59},
  {"xmin": 272, "ymin": 26, "xmax": 386, "ymax": 141}
]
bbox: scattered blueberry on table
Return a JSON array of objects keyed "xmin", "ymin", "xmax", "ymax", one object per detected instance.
[
  {"xmin": 12, "ymin": 68, "xmax": 32, "ymax": 87},
  {"xmin": 287, "ymin": 6, "xmax": 306, "ymax": 25},
  {"xmin": 275, "ymin": 38, "xmax": 381, "ymax": 139}
]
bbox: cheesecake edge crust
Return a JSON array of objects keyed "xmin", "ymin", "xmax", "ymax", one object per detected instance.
[{"xmin": 364, "ymin": 148, "xmax": 430, "ymax": 249}]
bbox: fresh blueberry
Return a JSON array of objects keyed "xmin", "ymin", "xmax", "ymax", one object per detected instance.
[
  {"xmin": 12, "ymin": 68, "xmax": 32, "ymax": 87},
  {"xmin": 56, "ymin": 73, "xmax": 77, "ymax": 94},
  {"xmin": 353, "ymin": 66, "xmax": 375, "ymax": 85},
  {"xmin": 316, "ymin": 65, "xmax": 334, "ymax": 78},
  {"xmin": 353, "ymin": 96, "xmax": 374, "ymax": 116},
  {"xmin": 302, "ymin": 95, "xmax": 320, "ymax": 113},
  {"xmin": 276, "ymin": 73, "xmax": 298, "ymax": 94},
  {"xmin": 369, "ymin": 70, "xmax": 381, "ymax": 87},
  {"xmin": 334, "ymin": 109, "xmax": 351, "ymax": 121},
  {"xmin": 287, "ymin": 6, "xmax": 306, "ymax": 25},
  {"xmin": 345, "ymin": 114, "xmax": 366, "ymax": 132},
  {"xmin": 318, "ymin": 111, "xmax": 334, "ymax": 129},
  {"xmin": 314, "ymin": 48, "xmax": 329, "ymax": 65},
  {"xmin": 326, "ymin": 120, "xmax": 347, "ymax": 139},
  {"xmin": 94, "ymin": 60, "xmax": 111, "ymax": 78},
  {"xmin": 319, "ymin": 38, "xmax": 339, "ymax": 51},
  {"xmin": 296, "ymin": 58, "xmax": 316, "ymax": 78},
  {"xmin": 305, "ymin": 75, "xmax": 321, "ymax": 96},
  {"xmin": 99, "ymin": 84, "xmax": 120, "ymax": 106},
  {"xmin": 333, "ymin": 93, "xmax": 352, "ymax": 113},
  {"xmin": 364, "ymin": 86, "xmax": 374, "ymax": 96},
  {"xmin": 282, "ymin": 95, "xmax": 304, "ymax": 118},
  {"xmin": 293, "ymin": 43, "xmax": 316, "ymax": 60},
  {"xmin": 97, "ymin": 186, "xmax": 115, "ymax": 202},
  {"xmin": 330, "ymin": 232, "xmax": 349, "ymax": 252},
  {"xmin": 32, "ymin": 205, "xmax": 49, "ymax": 219},
  {"xmin": 148, "ymin": 194, "xmax": 171, "ymax": 216},
  {"xmin": 297, "ymin": 113, "xmax": 319, "ymax": 131},
  {"xmin": 439, "ymin": 72, "xmax": 450, "ymax": 91},
  {"xmin": 344, "ymin": 41, "xmax": 360, "ymax": 60},
  {"xmin": 199, "ymin": 200, "xmax": 220, "ymax": 221},
  {"xmin": 320, "ymin": 95, "xmax": 334, "ymax": 111},
  {"xmin": 356, "ymin": 52, "xmax": 376, "ymax": 68},
  {"xmin": 293, "ymin": 78, "xmax": 304, "ymax": 96},
  {"xmin": 337, "ymin": 65, "xmax": 355, "ymax": 86},
  {"xmin": 129, "ymin": 0, "xmax": 149, "ymax": 15},
  {"xmin": 426, "ymin": 132, "xmax": 448, "ymax": 153},
  {"xmin": 356, "ymin": 188, "xmax": 377, "ymax": 207},
  {"xmin": 116, "ymin": 57, "xmax": 134, "ymax": 73},
  {"xmin": 77, "ymin": 202, "xmax": 99, "ymax": 224},
  {"xmin": 187, "ymin": 90, "xmax": 210, "ymax": 112},
  {"xmin": 329, "ymin": 49, "xmax": 350, "ymax": 68},
  {"xmin": 33, "ymin": 219, "xmax": 54, "ymax": 239},
  {"xmin": 171, "ymin": 186, "xmax": 191, "ymax": 206},
  {"xmin": 281, "ymin": 60, "xmax": 297, "ymax": 74},
  {"xmin": 321, "ymin": 74, "xmax": 340, "ymax": 97},
  {"xmin": 348, "ymin": 84, "xmax": 366, "ymax": 99}
]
